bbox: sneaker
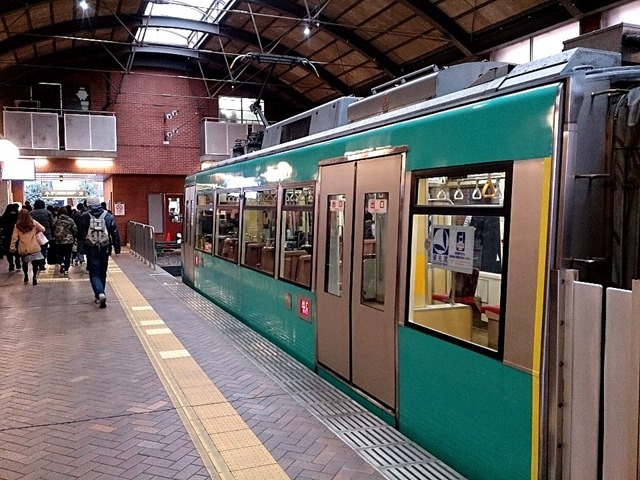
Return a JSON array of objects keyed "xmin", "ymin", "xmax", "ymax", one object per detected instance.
[
  {"xmin": 32, "ymin": 277, "xmax": 37, "ymax": 286},
  {"xmin": 8, "ymin": 265, "xmax": 14, "ymax": 272},
  {"xmin": 23, "ymin": 274, "xmax": 28, "ymax": 284},
  {"xmin": 98, "ymin": 293, "xmax": 107, "ymax": 308},
  {"xmin": 59, "ymin": 266, "xmax": 65, "ymax": 275}
]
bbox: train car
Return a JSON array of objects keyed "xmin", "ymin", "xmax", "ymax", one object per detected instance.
[{"xmin": 183, "ymin": 27, "xmax": 640, "ymax": 480}]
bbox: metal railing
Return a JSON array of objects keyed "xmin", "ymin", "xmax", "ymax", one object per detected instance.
[{"xmin": 127, "ymin": 221, "xmax": 156, "ymax": 269}]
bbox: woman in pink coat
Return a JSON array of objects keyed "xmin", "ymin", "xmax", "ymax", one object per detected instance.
[{"xmin": 10, "ymin": 209, "xmax": 45, "ymax": 285}]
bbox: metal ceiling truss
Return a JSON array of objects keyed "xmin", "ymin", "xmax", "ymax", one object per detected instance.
[
  {"xmin": 0, "ymin": 13, "xmax": 352, "ymax": 97},
  {"xmin": 0, "ymin": 39, "xmax": 313, "ymax": 110},
  {"xmin": 246, "ymin": 0, "xmax": 402, "ymax": 79},
  {"xmin": 401, "ymin": 0, "xmax": 475, "ymax": 56},
  {"xmin": 0, "ymin": 0, "xmax": 631, "ymax": 109}
]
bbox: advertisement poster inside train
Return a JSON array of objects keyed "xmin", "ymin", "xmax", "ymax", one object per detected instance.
[{"xmin": 430, "ymin": 225, "xmax": 475, "ymax": 274}]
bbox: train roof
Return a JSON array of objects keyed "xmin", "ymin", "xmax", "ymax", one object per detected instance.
[{"xmin": 185, "ymin": 47, "xmax": 624, "ymax": 186}]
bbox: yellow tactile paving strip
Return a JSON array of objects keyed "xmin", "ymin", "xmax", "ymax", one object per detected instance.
[{"xmin": 107, "ymin": 264, "xmax": 290, "ymax": 480}]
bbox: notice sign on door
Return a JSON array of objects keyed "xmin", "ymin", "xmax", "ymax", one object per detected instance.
[
  {"xmin": 367, "ymin": 198, "xmax": 387, "ymax": 214},
  {"xmin": 330, "ymin": 199, "xmax": 345, "ymax": 211},
  {"xmin": 430, "ymin": 225, "xmax": 475, "ymax": 274}
]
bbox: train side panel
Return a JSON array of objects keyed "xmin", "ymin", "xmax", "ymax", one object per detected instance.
[
  {"xmin": 399, "ymin": 327, "xmax": 532, "ymax": 479},
  {"xmin": 185, "ymin": 83, "xmax": 561, "ymax": 480}
]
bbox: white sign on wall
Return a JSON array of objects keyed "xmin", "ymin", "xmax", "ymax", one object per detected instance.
[
  {"xmin": 114, "ymin": 202, "xmax": 125, "ymax": 216},
  {"xmin": 430, "ymin": 225, "xmax": 475, "ymax": 274}
]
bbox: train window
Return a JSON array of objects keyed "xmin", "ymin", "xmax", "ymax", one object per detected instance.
[
  {"xmin": 194, "ymin": 192, "xmax": 213, "ymax": 253},
  {"xmin": 325, "ymin": 194, "xmax": 346, "ymax": 297},
  {"xmin": 241, "ymin": 187, "xmax": 277, "ymax": 274},
  {"xmin": 416, "ymin": 173, "xmax": 505, "ymax": 208},
  {"xmin": 280, "ymin": 185, "xmax": 314, "ymax": 288},
  {"xmin": 361, "ymin": 192, "xmax": 388, "ymax": 310},
  {"xmin": 214, "ymin": 191, "xmax": 240, "ymax": 262},
  {"xmin": 408, "ymin": 168, "xmax": 509, "ymax": 353}
]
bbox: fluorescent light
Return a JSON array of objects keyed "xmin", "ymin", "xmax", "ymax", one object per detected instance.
[
  {"xmin": 76, "ymin": 159, "xmax": 113, "ymax": 168},
  {"xmin": 0, "ymin": 137, "xmax": 20, "ymax": 162}
]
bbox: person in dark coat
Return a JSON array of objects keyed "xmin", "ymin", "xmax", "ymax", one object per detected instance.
[
  {"xmin": 30, "ymin": 199, "xmax": 54, "ymax": 271},
  {"xmin": 71, "ymin": 203, "xmax": 86, "ymax": 265},
  {"xmin": 79, "ymin": 197, "xmax": 121, "ymax": 308},
  {"xmin": 53, "ymin": 206, "xmax": 77, "ymax": 275},
  {"xmin": 1, "ymin": 203, "xmax": 21, "ymax": 271}
]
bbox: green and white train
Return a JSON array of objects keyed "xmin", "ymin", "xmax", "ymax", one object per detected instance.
[{"xmin": 183, "ymin": 27, "xmax": 640, "ymax": 480}]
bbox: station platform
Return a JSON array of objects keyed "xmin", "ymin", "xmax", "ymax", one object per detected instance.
[{"xmin": 0, "ymin": 250, "xmax": 464, "ymax": 480}]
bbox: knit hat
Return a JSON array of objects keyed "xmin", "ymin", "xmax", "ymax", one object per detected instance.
[{"xmin": 86, "ymin": 197, "xmax": 100, "ymax": 207}]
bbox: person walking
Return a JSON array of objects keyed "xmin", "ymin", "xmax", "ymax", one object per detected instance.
[
  {"xmin": 71, "ymin": 203, "xmax": 86, "ymax": 266},
  {"xmin": 1, "ymin": 203, "xmax": 21, "ymax": 272},
  {"xmin": 52, "ymin": 206, "xmax": 77, "ymax": 275},
  {"xmin": 10, "ymin": 209, "xmax": 45, "ymax": 285},
  {"xmin": 30, "ymin": 199, "xmax": 54, "ymax": 271},
  {"xmin": 79, "ymin": 197, "xmax": 121, "ymax": 308}
]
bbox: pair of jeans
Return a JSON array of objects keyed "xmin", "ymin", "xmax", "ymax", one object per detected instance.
[{"xmin": 86, "ymin": 247, "xmax": 110, "ymax": 297}]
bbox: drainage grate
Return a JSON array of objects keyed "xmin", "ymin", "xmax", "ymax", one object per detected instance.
[
  {"xmin": 155, "ymin": 270, "xmax": 466, "ymax": 480},
  {"xmin": 357, "ymin": 442, "xmax": 436, "ymax": 466},
  {"xmin": 342, "ymin": 427, "xmax": 410, "ymax": 448}
]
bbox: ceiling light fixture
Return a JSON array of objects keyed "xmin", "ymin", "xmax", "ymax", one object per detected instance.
[
  {"xmin": 303, "ymin": 24, "xmax": 311, "ymax": 36},
  {"xmin": 79, "ymin": 0, "xmax": 88, "ymax": 10}
]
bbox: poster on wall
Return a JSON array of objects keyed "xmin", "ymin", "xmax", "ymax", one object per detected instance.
[{"xmin": 114, "ymin": 202, "xmax": 125, "ymax": 216}]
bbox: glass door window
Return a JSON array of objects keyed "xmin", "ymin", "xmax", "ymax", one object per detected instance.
[
  {"xmin": 325, "ymin": 194, "xmax": 346, "ymax": 297},
  {"xmin": 361, "ymin": 192, "xmax": 388, "ymax": 310}
]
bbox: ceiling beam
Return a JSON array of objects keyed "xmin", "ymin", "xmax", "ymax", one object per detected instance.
[
  {"xmin": 558, "ymin": 0, "xmax": 584, "ymax": 17},
  {"xmin": 247, "ymin": 0, "xmax": 402, "ymax": 78},
  {"xmin": 472, "ymin": 3, "xmax": 573, "ymax": 53},
  {"xmin": 0, "ymin": 14, "xmax": 352, "ymax": 96},
  {"xmin": 0, "ymin": 42, "xmax": 314, "ymax": 110},
  {"xmin": 217, "ymin": 25, "xmax": 351, "ymax": 95},
  {"xmin": 400, "ymin": 0, "xmax": 474, "ymax": 56}
]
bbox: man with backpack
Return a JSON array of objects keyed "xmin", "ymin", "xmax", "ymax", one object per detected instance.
[{"xmin": 79, "ymin": 197, "xmax": 121, "ymax": 308}]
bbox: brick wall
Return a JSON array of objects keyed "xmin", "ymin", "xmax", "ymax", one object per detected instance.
[
  {"xmin": 109, "ymin": 174, "xmax": 185, "ymax": 245},
  {"xmin": 106, "ymin": 69, "xmax": 217, "ymax": 176}
]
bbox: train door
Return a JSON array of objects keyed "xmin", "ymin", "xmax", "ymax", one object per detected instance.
[
  {"xmin": 183, "ymin": 186, "xmax": 195, "ymax": 281},
  {"xmin": 163, "ymin": 193, "xmax": 183, "ymax": 241},
  {"xmin": 316, "ymin": 154, "xmax": 402, "ymax": 409}
]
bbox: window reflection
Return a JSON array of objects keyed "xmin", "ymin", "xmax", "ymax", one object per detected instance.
[
  {"xmin": 280, "ymin": 185, "xmax": 314, "ymax": 287},
  {"xmin": 242, "ymin": 187, "xmax": 277, "ymax": 274},
  {"xmin": 195, "ymin": 193, "xmax": 213, "ymax": 253},
  {"xmin": 215, "ymin": 191, "xmax": 240, "ymax": 262}
]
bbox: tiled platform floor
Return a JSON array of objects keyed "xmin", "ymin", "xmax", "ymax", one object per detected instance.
[{"xmin": 0, "ymin": 250, "xmax": 463, "ymax": 480}]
